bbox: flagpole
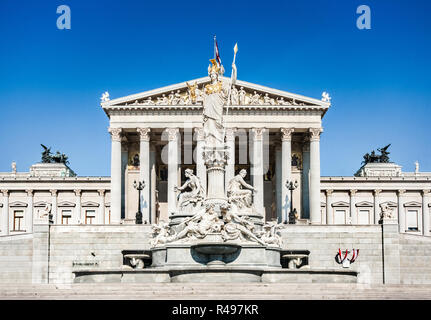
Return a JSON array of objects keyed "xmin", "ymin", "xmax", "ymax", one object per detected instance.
[
  {"xmin": 214, "ymin": 35, "xmax": 216, "ymax": 61},
  {"xmin": 223, "ymin": 43, "xmax": 238, "ymax": 143}
]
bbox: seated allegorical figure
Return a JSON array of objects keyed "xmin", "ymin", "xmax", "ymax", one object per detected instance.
[
  {"xmin": 227, "ymin": 169, "xmax": 257, "ymax": 209},
  {"xmin": 174, "ymin": 169, "xmax": 205, "ymax": 212}
]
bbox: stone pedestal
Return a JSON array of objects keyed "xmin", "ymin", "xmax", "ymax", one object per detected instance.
[
  {"xmin": 381, "ymin": 218, "xmax": 401, "ymax": 284},
  {"xmin": 31, "ymin": 219, "xmax": 52, "ymax": 284}
]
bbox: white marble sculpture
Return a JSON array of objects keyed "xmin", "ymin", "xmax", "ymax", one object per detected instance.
[
  {"xmin": 379, "ymin": 203, "xmax": 395, "ymax": 220},
  {"xmin": 227, "ymin": 169, "xmax": 257, "ymax": 209},
  {"xmin": 174, "ymin": 169, "xmax": 205, "ymax": 212},
  {"xmin": 39, "ymin": 203, "xmax": 52, "ymax": 218},
  {"xmin": 322, "ymin": 91, "xmax": 331, "ymax": 102},
  {"xmin": 150, "ymin": 222, "xmax": 175, "ymax": 247},
  {"xmin": 259, "ymin": 221, "xmax": 283, "ymax": 247},
  {"xmin": 101, "ymin": 91, "xmax": 110, "ymax": 102},
  {"xmin": 221, "ymin": 210, "xmax": 265, "ymax": 245},
  {"xmin": 238, "ymin": 86, "xmax": 246, "ymax": 105},
  {"xmin": 231, "ymin": 86, "xmax": 239, "ymax": 105},
  {"xmin": 173, "ymin": 206, "xmax": 224, "ymax": 242}
]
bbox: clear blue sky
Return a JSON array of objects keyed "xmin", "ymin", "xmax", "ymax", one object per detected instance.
[{"xmin": 0, "ymin": 0, "xmax": 430, "ymax": 176}]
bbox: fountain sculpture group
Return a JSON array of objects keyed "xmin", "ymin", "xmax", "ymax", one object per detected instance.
[{"xmin": 147, "ymin": 56, "xmax": 285, "ymax": 279}]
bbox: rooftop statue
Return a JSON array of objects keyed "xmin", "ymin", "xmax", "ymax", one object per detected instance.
[
  {"xmin": 361, "ymin": 144, "xmax": 391, "ymax": 165},
  {"xmin": 40, "ymin": 144, "xmax": 69, "ymax": 165}
]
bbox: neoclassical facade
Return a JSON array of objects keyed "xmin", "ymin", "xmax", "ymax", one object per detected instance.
[
  {"xmin": 0, "ymin": 76, "xmax": 430, "ymax": 235},
  {"xmin": 1, "ymin": 72, "xmax": 431, "ymax": 285},
  {"xmin": 102, "ymin": 77, "xmax": 330, "ymax": 226}
]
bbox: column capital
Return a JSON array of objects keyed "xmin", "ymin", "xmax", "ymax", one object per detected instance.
[
  {"xmin": 251, "ymin": 128, "xmax": 266, "ymax": 141},
  {"xmin": 137, "ymin": 128, "xmax": 151, "ymax": 141},
  {"xmin": 194, "ymin": 127, "xmax": 205, "ymax": 141},
  {"xmin": 74, "ymin": 189, "xmax": 81, "ymax": 196},
  {"xmin": 374, "ymin": 189, "xmax": 382, "ymax": 196},
  {"xmin": 98, "ymin": 189, "xmax": 106, "ymax": 196},
  {"xmin": 26, "ymin": 189, "xmax": 33, "ymax": 196},
  {"xmin": 326, "ymin": 189, "xmax": 333, "ymax": 196},
  {"xmin": 422, "ymin": 190, "xmax": 431, "ymax": 196},
  {"xmin": 397, "ymin": 189, "xmax": 406, "ymax": 196},
  {"xmin": 225, "ymin": 127, "xmax": 237, "ymax": 141},
  {"xmin": 1, "ymin": 190, "xmax": 9, "ymax": 196},
  {"xmin": 108, "ymin": 127, "xmax": 122, "ymax": 142},
  {"xmin": 350, "ymin": 189, "xmax": 358, "ymax": 196},
  {"xmin": 166, "ymin": 128, "xmax": 179, "ymax": 141},
  {"xmin": 280, "ymin": 128, "xmax": 294, "ymax": 141},
  {"xmin": 309, "ymin": 127, "xmax": 323, "ymax": 141},
  {"xmin": 50, "ymin": 189, "xmax": 57, "ymax": 196}
]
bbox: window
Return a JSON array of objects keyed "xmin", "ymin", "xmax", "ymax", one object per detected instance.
[
  {"xmin": 61, "ymin": 210, "xmax": 72, "ymax": 225},
  {"xmin": 85, "ymin": 210, "xmax": 96, "ymax": 225},
  {"xmin": 334, "ymin": 210, "xmax": 346, "ymax": 224},
  {"xmin": 13, "ymin": 210, "xmax": 24, "ymax": 231},
  {"xmin": 407, "ymin": 209, "xmax": 419, "ymax": 231},
  {"xmin": 358, "ymin": 209, "xmax": 370, "ymax": 225}
]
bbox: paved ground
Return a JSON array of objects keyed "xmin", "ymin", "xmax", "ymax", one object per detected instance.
[{"xmin": 0, "ymin": 283, "xmax": 431, "ymax": 299}]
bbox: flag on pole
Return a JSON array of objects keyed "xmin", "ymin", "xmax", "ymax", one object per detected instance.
[{"xmin": 215, "ymin": 38, "xmax": 222, "ymax": 66}]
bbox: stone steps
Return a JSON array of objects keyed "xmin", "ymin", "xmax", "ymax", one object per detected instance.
[{"xmin": 0, "ymin": 283, "xmax": 431, "ymax": 299}]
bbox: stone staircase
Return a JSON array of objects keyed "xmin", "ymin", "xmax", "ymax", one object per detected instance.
[{"xmin": 0, "ymin": 283, "xmax": 431, "ymax": 299}]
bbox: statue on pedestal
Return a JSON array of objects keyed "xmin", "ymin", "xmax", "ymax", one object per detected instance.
[
  {"xmin": 174, "ymin": 169, "xmax": 205, "ymax": 212},
  {"xmin": 227, "ymin": 169, "xmax": 256, "ymax": 209},
  {"xmin": 202, "ymin": 57, "xmax": 237, "ymax": 148}
]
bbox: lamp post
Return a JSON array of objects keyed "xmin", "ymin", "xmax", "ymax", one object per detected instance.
[
  {"xmin": 133, "ymin": 180, "xmax": 145, "ymax": 224},
  {"xmin": 285, "ymin": 180, "xmax": 298, "ymax": 224}
]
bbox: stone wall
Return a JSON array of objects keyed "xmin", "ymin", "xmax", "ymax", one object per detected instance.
[
  {"xmin": 0, "ymin": 234, "xmax": 33, "ymax": 283},
  {"xmin": 48, "ymin": 225, "xmax": 152, "ymax": 284},
  {"xmin": 280, "ymin": 225, "xmax": 384, "ymax": 284},
  {"xmin": 399, "ymin": 233, "xmax": 431, "ymax": 284}
]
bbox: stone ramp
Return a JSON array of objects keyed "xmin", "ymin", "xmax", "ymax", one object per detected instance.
[{"xmin": 0, "ymin": 283, "xmax": 431, "ymax": 299}]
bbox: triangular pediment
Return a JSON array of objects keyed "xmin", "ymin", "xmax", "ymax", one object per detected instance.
[
  {"xmin": 9, "ymin": 201, "xmax": 28, "ymax": 208},
  {"xmin": 101, "ymin": 77, "xmax": 330, "ymax": 110},
  {"xmin": 58, "ymin": 201, "xmax": 76, "ymax": 207},
  {"xmin": 356, "ymin": 201, "xmax": 373, "ymax": 207},
  {"xmin": 332, "ymin": 201, "xmax": 350, "ymax": 207},
  {"xmin": 403, "ymin": 201, "xmax": 421, "ymax": 207},
  {"xmin": 82, "ymin": 201, "xmax": 99, "ymax": 207}
]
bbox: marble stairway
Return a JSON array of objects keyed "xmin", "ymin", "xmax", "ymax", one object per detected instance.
[{"xmin": 0, "ymin": 283, "xmax": 431, "ymax": 300}]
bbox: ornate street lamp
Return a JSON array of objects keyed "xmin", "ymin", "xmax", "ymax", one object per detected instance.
[
  {"xmin": 285, "ymin": 180, "xmax": 298, "ymax": 224},
  {"xmin": 133, "ymin": 180, "xmax": 145, "ymax": 224}
]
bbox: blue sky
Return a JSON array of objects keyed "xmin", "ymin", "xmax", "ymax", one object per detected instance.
[{"xmin": 0, "ymin": 0, "xmax": 430, "ymax": 176}]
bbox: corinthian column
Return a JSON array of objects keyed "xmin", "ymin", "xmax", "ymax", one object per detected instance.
[
  {"xmin": 252, "ymin": 128, "xmax": 266, "ymax": 216},
  {"xmin": 309, "ymin": 127, "xmax": 323, "ymax": 224},
  {"xmin": 109, "ymin": 127, "xmax": 122, "ymax": 224},
  {"xmin": 195, "ymin": 128, "xmax": 206, "ymax": 193},
  {"xmin": 225, "ymin": 127, "xmax": 237, "ymax": 191},
  {"xmin": 167, "ymin": 128, "xmax": 179, "ymax": 216},
  {"xmin": 137, "ymin": 127, "xmax": 151, "ymax": 224},
  {"xmin": 281, "ymin": 128, "xmax": 294, "ymax": 223}
]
